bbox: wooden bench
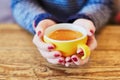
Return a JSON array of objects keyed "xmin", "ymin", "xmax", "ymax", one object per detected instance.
[{"xmin": 0, "ymin": 24, "xmax": 120, "ymax": 80}]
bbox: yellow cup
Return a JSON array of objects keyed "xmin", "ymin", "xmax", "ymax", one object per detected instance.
[{"xmin": 44, "ymin": 23, "xmax": 90, "ymax": 59}]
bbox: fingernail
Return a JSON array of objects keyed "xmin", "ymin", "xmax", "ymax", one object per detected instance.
[
  {"xmin": 79, "ymin": 52, "xmax": 84, "ymax": 56},
  {"xmin": 64, "ymin": 61, "xmax": 66, "ymax": 64},
  {"xmin": 90, "ymin": 30, "xmax": 94, "ymax": 35},
  {"xmin": 59, "ymin": 59, "xmax": 64, "ymax": 63},
  {"xmin": 67, "ymin": 59, "xmax": 72, "ymax": 62},
  {"xmin": 77, "ymin": 48, "xmax": 83, "ymax": 54},
  {"xmin": 77, "ymin": 50, "xmax": 84, "ymax": 55},
  {"xmin": 37, "ymin": 31, "xmax": 41, "ymax": 36},
  {"xmin": 48, "ymin": 46, "xmax": 54, "ymax": 49},
  {"xmin": 72, "ymin": 57, "xmax": 78, "ymax": 62},
  {"xmin": 54, "ymin": 54, "xmax": 60, "ymax": 57}
]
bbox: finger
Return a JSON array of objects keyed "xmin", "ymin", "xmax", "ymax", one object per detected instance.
[
  {"xmin": 87, "ymin": 29, "xmax": 95, "ymax": 36},
  {"xmin": 65, "ymin": 57, "xmax": 73, "ymax": 67},
  {"xmin": 47, "ymin": 57, "xmax": 65, "ymax": 65},
  {"xmin": 76, "ymin": 48, "xmax": 84, "ymax": 59},
  {"xmin": 33, "ymin": 20, "xmax": 56, "ymax": 51},
  {"xmin": 35, "ymin": 19, "xmax": 56, "ymax": 33},
  {"xmin": 65, "ymin": 62, "xmax": 70, "ymax": 67},
  {"xmin": 85, "ymin": 22, "xmax": 96, "ymax": 36},
  {"xmin": 73, "ymin": 19, "xmax": 96, "ymax": 36},
  {"xmin": 82, "ymin": 26, "xmax": 95, "ymax": 37},
  {"xmin": 38, "ymin": 49, "xmax": 62, "ymax": 59},
  {"xmin": 33, "ymin": 34, "xmax": 55, "ymax": 51},
  {"xmin": 87, "ymin": 36, "xmax": 97, "ymax": 50},
  {"xmin": 77, "ymin": 48, "xmax": 84, "ymax": 55},
  {"xmin": 79, "ymin": 57, "xmax": 89, "ymax": 65},
  {"xmin": 83, "ymin": 26, "xmax": 95, "ymax": 36},
  {"xmin": 66, "ymin": 57, "xmax": 71, "ymax": 62},
  {"xmin": 71, "ymin": 55, "xmax": 89, "ymax": 66},
  {"xmin": 34, "ymin": 19, "xmax": 56, "ymax": 43},
  {"xmin": 71, "ymin": 55, "xmax": 80, "ymax": 65}
]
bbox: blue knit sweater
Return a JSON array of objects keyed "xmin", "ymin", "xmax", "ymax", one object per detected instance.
[{"xmin": 11, "ymin": 0, "xmax": 112, "ymax": 34}]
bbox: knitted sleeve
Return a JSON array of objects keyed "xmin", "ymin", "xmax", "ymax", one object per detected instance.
[
  {"xmin": 11, "ymin": 0, "xmax": 54, "ymax": 34},
  {"xmin": 68, "ymin": 0, "xmax": 112, "ymax": 31}
]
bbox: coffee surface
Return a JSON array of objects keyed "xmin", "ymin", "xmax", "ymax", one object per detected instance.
[{"xmin": 48, "ymin": 29, "xmax": 83, "ymax": 40}]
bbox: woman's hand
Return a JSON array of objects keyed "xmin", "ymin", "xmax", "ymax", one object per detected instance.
[
  {"xmin": 32, "ymin": 19, "xmax": 97, "ymax": 67},
  {"xmin": 33, "ymin": 19, "xmax": 65, "ymax": 65},
  {"xmin": 73, "ymin": 19, "xmax": 97, "ymax": 50},
  {"xmin": 64, "ymin": 19, "xmax": 97, "ymax": 67}
]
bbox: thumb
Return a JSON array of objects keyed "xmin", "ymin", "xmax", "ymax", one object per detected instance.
[
  {"xmin": 73, "ymin": 19, "xmax": 96, "ymax": 36},
  {"xmin": 87, "ymin": 36, "xmax": 97, "ymax": 50},
  {"xmin": 35, "ymin": 19, "xmax": 56, "ymax": 34}
]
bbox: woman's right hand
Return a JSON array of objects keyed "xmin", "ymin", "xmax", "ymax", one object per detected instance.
[{"xmin": 32, "ymin": 19, "xmax": 65, "ymax": 65}]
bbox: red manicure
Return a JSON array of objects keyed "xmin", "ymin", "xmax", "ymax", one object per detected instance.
[
  {"xmin": 72, "ymin": 57, "xmax": 78, "ymax": 62},
  {"xmin": 78, "ymin": 50, "xmax": 84, "ymax": 56},
  {"xmin": 59, "ymin": 59, "xmax": 64, "ymax": 63},
  {"xmin": 48, "ymin": 46, "xmax": 54, "ymax": 49},
  {"xmin": 37, "ymin": 31, "xmax": 41, "ymax": 36},
  {"xmin": 80, "ymin": 52, "xmax": 84, "ymax": 56},
  {"xmin": 64, "ymin": 61, "xmax": 66, "ymax": 64},
  {"xmin": 67, "ymin": 59, "xmax": 72, "ymax": 62},
  {"xmin": 54, "ymin": 54, "xmax": 60, "ymax": 57},
  {"xmin": 90, "ymin": 30, "xmax": 94, "ymax": 35},
  {"xmin": 77, "ymin": 48, "xmax": 83, "ymax": 54}
]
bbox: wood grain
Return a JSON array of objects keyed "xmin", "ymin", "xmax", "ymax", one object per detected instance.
[{"xmin": 0, "ymin": 24, "xmax": 120, "ymax": 80}]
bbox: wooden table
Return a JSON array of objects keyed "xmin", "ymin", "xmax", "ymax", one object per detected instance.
[{"xmin": 0, "ymin": 24, "xmax": 120, "ymax": 80}]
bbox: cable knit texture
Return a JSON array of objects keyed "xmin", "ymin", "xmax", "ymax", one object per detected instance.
[{"xmin": 11, "ymin": 0, "xmax": 112, "ymax": 34}]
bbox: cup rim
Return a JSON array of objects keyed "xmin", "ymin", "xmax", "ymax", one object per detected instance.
[{"xmin": 44, "ymin": 23, "xmax": 87, "ymax": 42}]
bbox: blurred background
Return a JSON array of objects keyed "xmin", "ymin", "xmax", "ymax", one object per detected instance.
[
  {"xmin": 0, "ymin": 0, "xmax": 120, "ymax": 24},
  {"xmin": 0, "ymin": 0, "xmax": 15, "ymax": 23}
]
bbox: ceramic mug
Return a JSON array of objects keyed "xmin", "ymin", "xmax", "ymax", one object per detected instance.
[{"xmin": 44, "ymin": 23, "xmax": 90, "ymax": 59}]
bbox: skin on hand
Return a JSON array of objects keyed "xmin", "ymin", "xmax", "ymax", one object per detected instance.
[
  {"xmin": 33, "ymin": 19, "xmax": 97, "ymax": 67},
  {"xmin": 64, "ymin": 19, "xmax": 97, "ymax": 67},
  {"xmin": 33, "ymin": 19, "xmax": 65, "ymax": 65},
  {"xmin": 73, "ymin": 18, "xmax": 97, "ymax": 50}
]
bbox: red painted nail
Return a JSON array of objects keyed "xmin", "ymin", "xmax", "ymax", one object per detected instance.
[
  {"xmin": 90, "ymin": 30, "xmax": 94, "ymax": 35},
  {"xmin": 80, "ymin": 52, "xmax": 84, "ymax": 56},
  {"xmin": 59, "ymin": 59, "xmax": 63, "ymax": 63},
  {"xmin": 48, "ymin": 46, "xmax": 54, "ymax": 49},
  {"xmin": 77, "ymin": 48, "xmax": 83, "ymax": 54},
  {"xmin": 64, "ymin": 61, "xmax": 66, "ymax": 64},
  {"xmin": 78, "ymin": 50, "xmax": 84, "ymax": 56},
  {"xmin": 37, "ymin": 31, "xmax": 41, "ymax": 36},
  {"xmin": 67, "ymin": 59, "xmax": 72, "ymax": 62},
  {"xmin": 72, "ymin": 57, "xmax": 78, "ymax": 62},
  {"xmin": 54, "ymin": 54, "xmax": 60, "ymax": 57}
]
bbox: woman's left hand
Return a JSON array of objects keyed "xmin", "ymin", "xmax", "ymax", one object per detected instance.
[{"xmin": 64, "ymin": 19, "xmax": 97, "ymax": 67}]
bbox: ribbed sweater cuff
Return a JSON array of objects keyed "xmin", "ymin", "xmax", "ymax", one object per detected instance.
[
  {"xmin": 33, "ymin": 13, "xmax": 57, "ymax": 28},
  {"xmin": 68, "ymin": 14, "xmax": 94, "ymax": 24}
]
